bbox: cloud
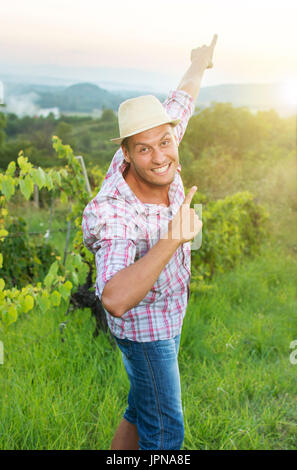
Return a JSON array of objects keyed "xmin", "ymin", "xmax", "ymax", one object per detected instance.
[{"xmin": 6, "ymin": 92, "xmax": 40, "ymax": 117}]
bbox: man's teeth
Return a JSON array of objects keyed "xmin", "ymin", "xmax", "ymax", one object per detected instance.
[{"xmin": 152, "ymin": 164, "xmax": 170, "ymax": 174}]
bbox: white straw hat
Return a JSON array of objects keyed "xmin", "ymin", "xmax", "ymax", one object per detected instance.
[{"xmin": 110, "ymin": 95, "xmax": 180, "ymax": 145}]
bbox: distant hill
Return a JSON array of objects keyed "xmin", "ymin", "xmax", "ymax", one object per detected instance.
[
  {"xmin": 1, "ymin": 80, "xmax": 166, "ymax": 115},
  {"xmin": 0, "ymin": 78, "xmax": 295, "ymax": 117},
  {"xmin": 37, "ymin": 82, "xmax": 121, "ymax": 112}
]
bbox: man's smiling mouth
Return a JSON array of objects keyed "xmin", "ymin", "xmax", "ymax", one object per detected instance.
[{"xmin": 151, "ymin": 162, "xmax": 171, "ymax": 174}]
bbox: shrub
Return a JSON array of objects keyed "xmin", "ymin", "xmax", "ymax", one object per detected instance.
[
  {"xmin": 0, "ymin": 216, "xmax": 59, "ymax": 288},
  {"xmin": 191, "ymin": 191, "xmax": 269, "ymax": 284}
]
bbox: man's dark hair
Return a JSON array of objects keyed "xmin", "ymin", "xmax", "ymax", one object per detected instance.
[{"xmin": 121, "ymin": 137, "xmax": 129, "ymax": 152}]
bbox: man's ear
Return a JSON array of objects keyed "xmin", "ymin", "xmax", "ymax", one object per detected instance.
[{"xmin": 121, "ymin": 144, "xmax": 130, "ymax": 163}]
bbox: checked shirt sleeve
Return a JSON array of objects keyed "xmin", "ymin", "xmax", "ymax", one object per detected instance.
[
  {"xmin": 163, "ymin": 89, "xmax": 195, "ymax": 144},
  {"xmin": 82, "ymin": 198, "xmax": 137, "ymax": 299},
  {"xmin": 95, "ymin": 236, "xmax": 136, "ymax": 300}
]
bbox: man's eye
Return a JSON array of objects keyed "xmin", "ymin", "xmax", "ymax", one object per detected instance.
[
  {"xmin": 161, "ymin": 140, "xmax": 170, "ymax": 146},
  {"xmin": 140, "ymin": 147, "xmax": 148, "ymax": 153}
]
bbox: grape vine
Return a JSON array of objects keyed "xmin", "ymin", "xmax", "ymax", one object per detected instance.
[{"xmin": 0, "ymin": 136, "xmax": 102, "ymax": 328}]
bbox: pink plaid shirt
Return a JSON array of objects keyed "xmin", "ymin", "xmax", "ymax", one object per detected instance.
[{"xmin": 82, "ymin": 89, "xmax": 195, "ymax": 342}]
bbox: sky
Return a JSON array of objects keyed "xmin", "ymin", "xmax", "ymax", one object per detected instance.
[{"xmin": 1, "ymin": 0, "xmax": 297, "ymax": 95}]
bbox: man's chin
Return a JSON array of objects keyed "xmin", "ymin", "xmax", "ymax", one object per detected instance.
[
  {"xmin": 151, "ymin": 166, "xmax": 176, "ymax": 183},
  {"xmin": 150, "ymin": 171, "xmax": 176, "ymax": 185}
]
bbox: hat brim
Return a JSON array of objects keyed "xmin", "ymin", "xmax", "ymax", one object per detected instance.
[{"xmin": 110, "ymin": 118, "xmax": 180, "ymax": 145}]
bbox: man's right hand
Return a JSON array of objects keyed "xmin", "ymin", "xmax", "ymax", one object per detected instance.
[{"xmin": 166, "ymin": 186, "xmax": 202, "ymax": 244}]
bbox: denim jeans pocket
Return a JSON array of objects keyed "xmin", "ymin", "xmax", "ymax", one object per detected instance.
[
  {"xmin": 114, "ymin": 336, "xmax": 132, "ymax": 359},
  {"xmin": 143, "ymin": 336, "xmax": 180, "ymax": 361}
]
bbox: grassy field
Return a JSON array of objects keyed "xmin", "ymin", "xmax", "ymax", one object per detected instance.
[{"xmin": 0, "ymin": 219, "xmax": 296, "ymax": 449}]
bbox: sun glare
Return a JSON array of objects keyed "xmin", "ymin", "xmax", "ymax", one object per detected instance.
[{"xmin": 280, "ymin": 78, "xmax": 297, "ymax": 107}]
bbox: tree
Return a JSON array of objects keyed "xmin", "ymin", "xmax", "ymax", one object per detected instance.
[
  {"xmin": 101, "ymin": 108, "xmax": 116, "ymax": 122},
  {"xmin": 56, "ymin": 121, "xmax": 73, "ymax": 145}
]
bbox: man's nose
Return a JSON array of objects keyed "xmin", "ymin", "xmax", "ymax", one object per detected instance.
[{"xmin": 151, "ymin": 147, "xmax": 167, "ymax": 164}]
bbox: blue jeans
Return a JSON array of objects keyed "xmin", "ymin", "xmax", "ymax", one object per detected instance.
[{"xmin": 113, "ymin": 334, "xmax": 184, "ymax": 450}]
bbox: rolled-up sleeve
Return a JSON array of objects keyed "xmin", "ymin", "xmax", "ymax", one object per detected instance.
[
  {"xmin": 163, "ymin": 89, "xmax": 195, "ymax": 144},
  {"xmin": 82, "ymin": 200, "xmax": 137, "ymax": 299},
  {"xmin": 95, "ymin": 235, "xmax": 136, "ymax": 299}
]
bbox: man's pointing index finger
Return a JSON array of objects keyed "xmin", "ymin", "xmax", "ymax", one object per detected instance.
[
  {"xmin": 210, "ymin": 34, "xmax": 218, "ymax": 49},
  {"xmin": 184, "ymin": 186, "xmax": 197, "ymax": 206}
]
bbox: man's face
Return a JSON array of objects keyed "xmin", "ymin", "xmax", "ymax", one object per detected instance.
[{"xmin": 121, "ymin": 123, "xmax": 179, "ymax": 188}]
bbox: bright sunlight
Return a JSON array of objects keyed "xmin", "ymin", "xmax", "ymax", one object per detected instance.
[{"xmin": 280, "ymin": 78, "xmax": 297, "ymax": 107}]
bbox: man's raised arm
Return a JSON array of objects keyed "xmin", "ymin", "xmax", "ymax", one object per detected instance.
[
  {"xmin": 163, "ymin": 34, "xmax": 218, "ymax": 145},
  {"xmin": 177, "ymin": 34, "xmax": 218, "ymax": 102},
  {"xmin": 102, "ymin": 34, "xmax": 218, "ymax": 181}
]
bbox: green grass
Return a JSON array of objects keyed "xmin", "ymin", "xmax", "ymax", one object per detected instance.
[
  {"xmin": 181, "ymin": 244, "xmax": 297, "ymax": 449},
  {"xmin": 0, "ymin": 239, "xmax": 296, "ymax": 449}
]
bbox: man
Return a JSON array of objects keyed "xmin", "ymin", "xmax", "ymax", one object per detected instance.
[{"xmin": 82, "ymin": 34, "xmax": 218, "ymax": 450}]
